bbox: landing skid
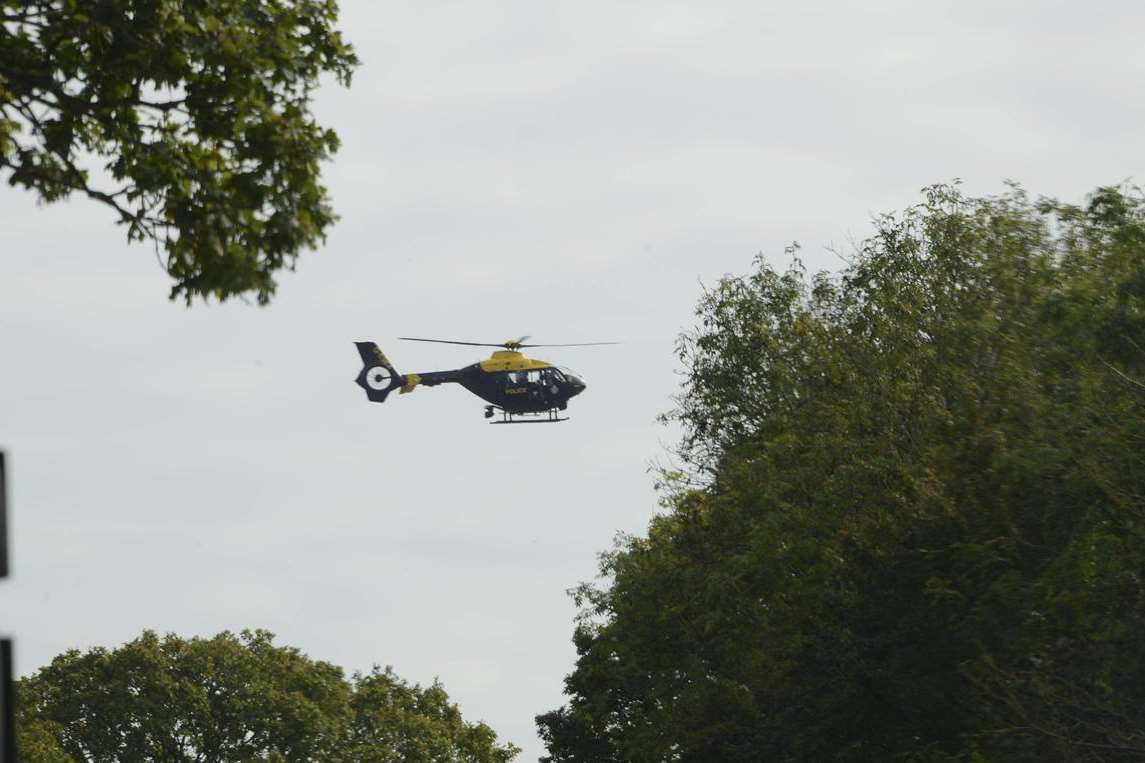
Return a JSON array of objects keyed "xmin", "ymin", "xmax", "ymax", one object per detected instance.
[{"xmin": 486, "ymin": 406, "xmax": 568, "ymax": 424}]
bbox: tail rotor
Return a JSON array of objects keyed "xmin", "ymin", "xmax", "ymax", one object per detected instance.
[{"xmin": 354, "ymin": 342, "xmax": 404, "ymax": 403}]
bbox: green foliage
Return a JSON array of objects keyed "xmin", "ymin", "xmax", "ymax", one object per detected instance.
[
  {"xmin": 539, "ymin": 184, "xmax": 1145, "ymax": 761},
  {"xmin": 338, "ymin": 667, "xmax": 520, "ymax": 763},
  {"xmin": 0, "ymin": 0, "xmax": 358, "ymax": 304},
  {"xmin": 16, "ymin": 630, "xmax": 519, "ymax": 762}
]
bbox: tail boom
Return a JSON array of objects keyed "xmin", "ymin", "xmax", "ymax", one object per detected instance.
[{"xmin": 354, "ymin": 343, "xmax": 464, "ymax": 403}]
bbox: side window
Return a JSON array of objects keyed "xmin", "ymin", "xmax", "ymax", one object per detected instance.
[
  {"xmin": 507, "ymin": 371, "xmax": 525, "ymax": 385},
  {"xmin": 526, "ymin": 370, "xmax": 541, "ymax": 384}
]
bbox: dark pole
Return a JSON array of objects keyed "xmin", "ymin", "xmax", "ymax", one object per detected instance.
[
  {"xmin": 0, "ymin": 451, "xmax": 14, "ymax": 763},
  {"xmin": 0, "ymin": 451, "xmax": 7, "ymax": 577},
  {"xmin": 0, "ymin": 640, "xmax": 11, "ymax": 763}
]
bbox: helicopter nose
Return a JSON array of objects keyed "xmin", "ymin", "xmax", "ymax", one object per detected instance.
[{"xmin": 569, "ymin": 376, "xmax": 586, "ymax": 396}]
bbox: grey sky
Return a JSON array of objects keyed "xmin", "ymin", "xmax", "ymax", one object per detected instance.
[{"xmin": 3, "ymin": 1, "xmax": 1144, "ymax": 759}]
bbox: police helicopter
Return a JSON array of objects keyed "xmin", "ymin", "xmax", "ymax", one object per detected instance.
[{"xmin": 353, "ymin": 336, "xmax": 616, "ymax": 423}]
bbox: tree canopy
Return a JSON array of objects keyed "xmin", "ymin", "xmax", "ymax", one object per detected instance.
[
  {"xmin": 0, "ymin": 0, "xmax": 358, "ymax": 304},
  {"xmin": 538, "ymin": 184, "xmax": 1145, "ymax": 761},
  {"xmin": 17, "ymin": 629, "xmax": 519, "ymax": 762}
]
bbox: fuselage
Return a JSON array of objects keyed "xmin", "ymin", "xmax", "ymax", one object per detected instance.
[{"xmin": 411, "ymin": 351, "xmax": 587, "ymax": 412}]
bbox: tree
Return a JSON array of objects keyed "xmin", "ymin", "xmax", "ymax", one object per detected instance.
[
  {"xmin": 17, "ymin": 629, "xmax": 519, "ymax": 762},
  {"xmin": 538, "ymin": 184, "xmax": 1145, "ymax": 761},
  {"xmin": 339, "ymin": 667, "xmax": 520, "ymax": 763},
  {"xmin": 0, "ymin": 0, "xmax": 358, "ymax": 304}
]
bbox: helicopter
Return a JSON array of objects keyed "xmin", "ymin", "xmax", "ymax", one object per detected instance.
[{"xmin": 353, "ymin": 337, "xmax": 617, "ymax": 423}]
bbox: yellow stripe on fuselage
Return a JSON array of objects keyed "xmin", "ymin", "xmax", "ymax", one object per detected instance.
[{"xmin": 478, "ymin": 350, "xmax": 552, "ymax": 373}]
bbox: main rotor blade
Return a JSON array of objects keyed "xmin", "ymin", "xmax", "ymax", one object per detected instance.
[
  {"xmin": 398, "ymin": 337, "xmax": 623, "ymax": 349},
  {"xmin": 516, "ymin": 342, "xmax": 623, "ymax": 348},
  {"xmin": 398, "ymin": 337, "xmax": 509, "ymax": 348}
]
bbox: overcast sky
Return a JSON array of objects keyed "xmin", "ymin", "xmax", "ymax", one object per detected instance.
[{"xmin": 4, "ymin": 1, "xmax": 1145, "ymax": 759}]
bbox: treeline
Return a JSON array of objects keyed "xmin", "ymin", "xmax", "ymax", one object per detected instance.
[
  {"xmin": 17, "ymin": 630, "xmax": 518, "ymax": 762},
  {"xmin": 538, "ymin": 184, "xmax": 1145, "ymax": 761}
]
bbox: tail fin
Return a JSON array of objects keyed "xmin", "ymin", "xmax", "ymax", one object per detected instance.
[{"xmin": 354, "ymin": 342, "xmax": 405, "ymax": 403}]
